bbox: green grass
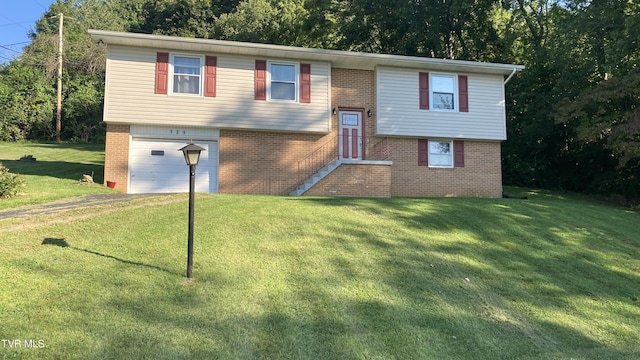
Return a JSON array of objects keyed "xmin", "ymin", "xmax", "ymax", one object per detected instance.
[
  {"xmin": 1, "ymin": 190, "xmax": 639, "ymax": 359},
  {"xmin": 0, "ymin": 141, "xmax": 111, "ymax": 209}
]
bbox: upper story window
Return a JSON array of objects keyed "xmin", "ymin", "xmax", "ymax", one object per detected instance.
[
  {"xmin": 269, "ymin": 62, "xmax": 298, "ymax": 101},
  {"xmin": 431, "ymin": 74, "xmax": 456, "ymax": 111},
  {"xmin": 255, "ymin": 60, "xmax": 310, "ymax": 103},
  {"xmin": 156, "ymin": 52, "xmax": 216, "ymax": 97},
  {"xmin": 419, "ymin": 72, "xmax": 468, "ymax": 112},
  {"xmin": 172, "ymin": 55, "xmax": 203, "ymax": 95}
]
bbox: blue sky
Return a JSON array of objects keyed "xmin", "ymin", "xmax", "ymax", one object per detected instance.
[{"xmin": 0, "ymin": 0, "xmax": 57, "ymax": 62}]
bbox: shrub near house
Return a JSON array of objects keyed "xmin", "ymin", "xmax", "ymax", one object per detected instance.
[{"xmin": 0, "ymin": 164, "xmax": 25, "ymax": 199}]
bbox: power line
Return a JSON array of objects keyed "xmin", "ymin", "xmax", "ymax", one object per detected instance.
[
  {"xmin": 0, "ymin": 45, "xmax": 22, "ymax": 54},
  {"xmin": 0, "ymin": 42, "xmax": 30, "ymax": 47},
  {"xmin": 0, "ymin": 55, "xmax": 53, "ymax": 67},
  {"xmin": 0, "ymin": 14, "xmax": 32, "ymax": 33},
  {"xmin": 30, "ymin": 0, "xmax": 50, "ymax": 11},
  {"xmin": 0, "ymin": 0, "xmax": 52, "ymax": 51},
  {"xmin": 0, "ymin": 43, "xmax": 31, "ymax": 63}
]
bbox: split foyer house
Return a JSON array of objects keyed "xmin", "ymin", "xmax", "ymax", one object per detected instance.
[{"xmin": 90, "ymin": 30, "xmax": 524, "ymax": 197}]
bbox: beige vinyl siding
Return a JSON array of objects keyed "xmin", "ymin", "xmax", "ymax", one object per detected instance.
[
  {"xmin": 104, "ymin": 45, "xmax": 331, "ymax": 133},
  {"xmin": 376, "ymin": 66, "xmax": 507, "ymax": 140}
]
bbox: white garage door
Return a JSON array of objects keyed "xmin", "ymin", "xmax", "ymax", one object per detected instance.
[{"xmin": 130, "ymin": 138, "xmax": 217, "ymax": 194}]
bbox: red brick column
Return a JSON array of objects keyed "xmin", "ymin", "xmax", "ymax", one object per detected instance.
[{"xmin": 103, "ymin": 124, "xmax": 130, "ymax": 192}]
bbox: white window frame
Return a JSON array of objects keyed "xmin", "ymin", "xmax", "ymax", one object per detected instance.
[
  {"xmin": 169, "ymin": 54, "xmax": 204, "ymax": 96},
  {"xmin": 430, "ymin": 73, "xmax": 458, "ymax": 112},
  {"xmin": 428, "ymin": 140, "xmax": 454, "ymax": 168},
  {"xmin": 267, "ymin": 61, "xmax": 299, "ymax": 102}
]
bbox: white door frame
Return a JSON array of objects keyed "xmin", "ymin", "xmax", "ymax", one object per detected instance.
[{"xmin": 338, "ymin": 109, "xmax": 364, "ymax": 160}]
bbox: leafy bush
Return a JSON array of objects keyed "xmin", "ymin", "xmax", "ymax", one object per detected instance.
[{"xmin": 0, "ymin": 163, "xmax": 25, "ymax": 199}]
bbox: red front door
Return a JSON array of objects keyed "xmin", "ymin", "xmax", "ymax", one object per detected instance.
[{"xmin": 338, "ymin": 110, "xmax": 363, "ymax": 159}]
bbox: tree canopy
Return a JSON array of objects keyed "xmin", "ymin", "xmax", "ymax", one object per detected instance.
[{"xmin": 1, "ymin": 0, "xmax": 638, "ymax": 202}]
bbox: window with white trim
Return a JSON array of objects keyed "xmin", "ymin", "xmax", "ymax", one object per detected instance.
[
  {"xmin": 431, "ymin": 74, "xmax": 456, "ymax": 110},
  {"xmin": 269, "ymin": 62, "xmax": 298, "ymax": 101},
  {"xmin": 429, "ymin": 140, "xmax": 453, "ymax": 167},
  {"xmin": 171, "ymin": 55, "xmax": 203, "ymax": 95}
]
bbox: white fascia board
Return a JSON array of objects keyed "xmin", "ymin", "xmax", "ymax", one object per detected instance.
[{"xmin": 89, "ymin": 30, "xmax": 525, "ymax": 76}]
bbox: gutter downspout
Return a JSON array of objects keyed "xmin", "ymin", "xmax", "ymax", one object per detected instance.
[{"xmin": 503, "ymin": 67, "xmax": 518, "ymax": 85}]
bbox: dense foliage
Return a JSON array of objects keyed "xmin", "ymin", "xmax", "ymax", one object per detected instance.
[
  {"xmin": 1, "ymin": 0, "xmax": 638, "ymax": 202},
  {"xmin": 0, "ymin": 163, "xmax": 25, "ymax": 199}
]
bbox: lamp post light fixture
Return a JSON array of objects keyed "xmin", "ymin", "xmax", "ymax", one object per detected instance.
[{"xmin": 179, "ymin": 143, "xmax": 205, "ymax": 279}]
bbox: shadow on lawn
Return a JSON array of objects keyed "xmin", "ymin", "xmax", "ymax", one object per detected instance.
[
  {"xmin": 286, "ymin": 196, "xmax": 640, "ymax": 355},
  {"xmin": 343, "ymin": 197, "xmax": 637, "ymax": 299},
  {"xmin": 33, "ymin": 197, "xmax": 639, "ymax": 358},
  {"xmin": 17, "ymin": 142, "xmax": 105, "ymax": 150},
  {"xmin": 98, "ymin": 255, "xmax": 638, "ymax": 359},
  {"xmin": 2, "ymin": 159, "xmax": 104, "ymax": 183},
  {"xmin": 42, "ymin": 238, "xmax": 177, "ymax": 275}
]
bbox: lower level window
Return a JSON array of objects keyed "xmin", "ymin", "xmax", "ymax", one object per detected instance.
[{"xmin": 429, "ymin": 140, "xmax": 453, "ymax": 167}]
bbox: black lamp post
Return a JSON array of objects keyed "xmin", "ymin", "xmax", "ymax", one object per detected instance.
[{"xmin": 179, "ymin": 143, "xmax": 205, "ymax": 279}]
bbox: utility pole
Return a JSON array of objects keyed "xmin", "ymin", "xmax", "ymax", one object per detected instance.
[{"xmin": 56, "ymin": 13, "xmax": 63, "ymax": 143}]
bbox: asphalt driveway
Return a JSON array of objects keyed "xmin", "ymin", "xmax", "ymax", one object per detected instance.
[{"xmin": 0, "ymin": 193, "xmax": 164, "ymax": 220}]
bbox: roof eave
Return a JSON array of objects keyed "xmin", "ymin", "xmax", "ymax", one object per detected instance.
[{"xmin": 89, "ymin": 29, "xmax": 525, "ymax": 75}]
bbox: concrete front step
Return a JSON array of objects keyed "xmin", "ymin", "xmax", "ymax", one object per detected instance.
[
  {"xmin": 289, "ymin": 160, "xmax": 342, "ymax": 196},
  {"xmin": 290, "ymin": 159, "xmax": 393, "ymax": 196}
]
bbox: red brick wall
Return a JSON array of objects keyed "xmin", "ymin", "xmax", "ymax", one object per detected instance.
[
  {"xmin": 218, "ymin": 130, "xmax": 334, "ymax": 195},
  {"xmin": 217, "ymin": 68, "xmax": 379, "ymax": 196},
  {"xmin": 304, "ymin": 164, "xmax": 391, "ymax": 197},
  {"xmin": 331, "ymin": 68, "xmax": 376, "ymax": 138},
  {"xmin": 330, "ymin": 68, "xmax": 503, "ymax": 198},
  {"xmin": 103, "ymin": 124, "xmax": 130, "ymax": 192},
  {"xmin": 388, "ymin": 138, "xmax": 503, "ymax": 197}
]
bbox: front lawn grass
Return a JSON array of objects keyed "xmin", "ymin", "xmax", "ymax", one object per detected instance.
[
  {"xmin": 0, "ymin": 141, "xmax": 111, "ymax": 209},
  {"xmin": 1, "ymin": 191, "xmax": 639, "ymax": 359}
]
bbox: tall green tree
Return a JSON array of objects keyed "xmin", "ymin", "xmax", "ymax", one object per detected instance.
[
  {"xmin": 502, "ymin": 0, "xmax": 640, "ymax": 201},
  {"xmin": 1, "ymin": 0, "xmax": 638, "ymax": 201},
  {"xmin": 214, "ymin": 0, "xmax": 312, "ymax": 46},
  {"xmin": 16, "ymin": 0, "xmax": 109, "ymax": 141},
  {"xmin": 129, "ymin": 0, "xmax": 216, "ymax": 38},
  {"xmin": 0, "ymin": 61, "xmax": 55, "ymax": 141},
  {"xmin": 331, "ymin": 0, "xmax": 502, "ymax": 60}
]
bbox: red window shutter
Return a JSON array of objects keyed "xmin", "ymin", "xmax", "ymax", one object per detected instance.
[
  {"xmin": 300, "ymin": 63, "xmax": 311, "ymax": 103},
  {"xmin": 454, "ymin": 140, "xmax": 465, "ymax": 167},
  {"xmin": 458, "ymin": 75, "xmax": 468, "ymax": 112},
  {"xmin": 255, "ymin": 60, "xmax": 267, "ymax": 100},
  {"xmin": 418, "ymin": 139, "xmax": 429, "ymax": 166},
  {"xmin": 419, "ymin": 72, "xmax": 430, "ymax": 110},
  {"xmin": 204, "ymin": 56, "xmax": 217, "ymax": 97},
  {"xmin": 155, "ymin": 52, "xmax": 169, "ymax": 94}
]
